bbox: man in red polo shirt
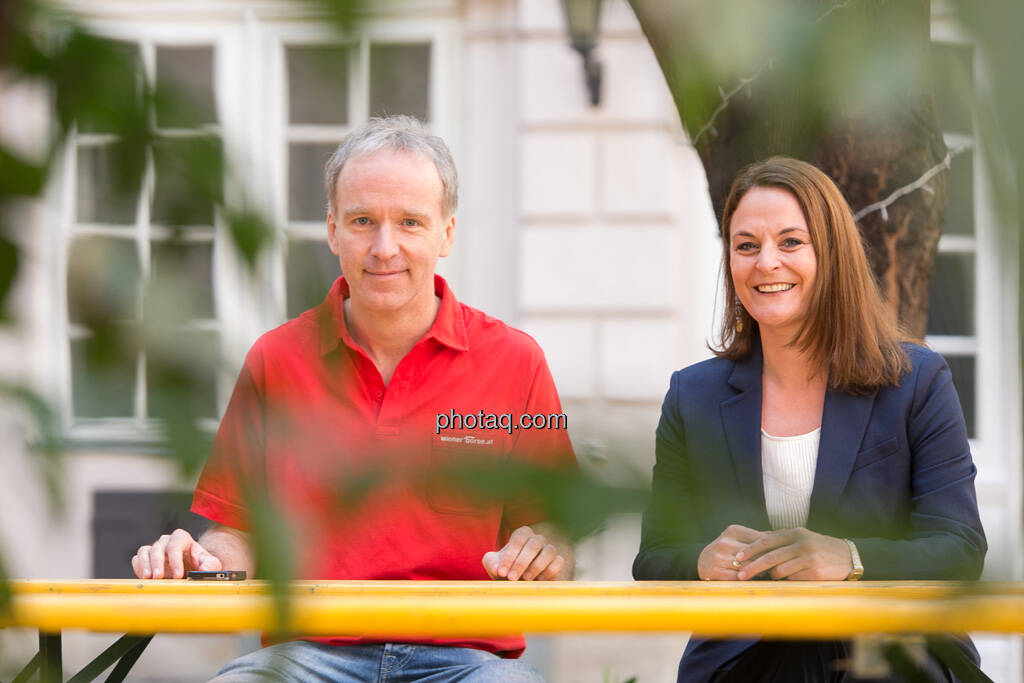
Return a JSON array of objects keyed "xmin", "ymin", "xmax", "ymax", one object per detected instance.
[{"xmin": 131, "ymin": 116, "xmax": 575, "ymax": 682}]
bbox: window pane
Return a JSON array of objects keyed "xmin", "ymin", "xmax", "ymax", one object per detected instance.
[
  {"xmin": 76, "ymin": 145, "xmax": 140, "ymax": 225},
  {"xmin": 289, "ymin": 142, "xmax": 338, "ymax": 222},
  {"xmin": 148, "ymin": 329, "xmax": 218, "ymax": 420},
  {"xmin": 156, "ymin": 45, "xmax": 217, "ymax": 127},
  {"xmin": 93, "ymin": 490, "xmax": 207, "ymax": 578},
  {"xmin": 152, "ymin": 137, "xmax": 222, "ymax": 226},
  {"xmin": 369, "ymin": 43, "xmax": 431, "ymax": 122},
  {"xmin": 942, "ymin": 354, "xmax": 976, "ymax": 439},
  {"xmin": 150, "ymin": 241, "xmax": 215, "ymax": 320},
  {"xmin": 931, "ymin": 43, "xmax": 974, "ymax": 136},
  {"xmin": 288, "ymin": 45, "xmax": 350, "ymax": 125},
  {"xmin": 72, "ymin": 334, "xmax": 136, "ymax": 418},
  {"xmin": 78, "ymin": 40, "xmax": 143, "ymax": 134},
  {"xmin": 67, "ymin": 236, "xmax": 140, "ymax": 325},
  {"xmin": 927, "ymin": 252, "xmax": 974, "ymax": 336},
  {"xmin": 286, "ymin": 239, "xmax": 340, "ymax": 318},
  {"xmin": 943, "ymin": 153, "xmax": 974, "ymax": 236}
]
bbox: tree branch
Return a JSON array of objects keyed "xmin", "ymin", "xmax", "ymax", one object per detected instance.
[
  {"xmin": 853, "ymin": 146, "xmax": 968, "ymax": 222},
  {"xmin": 689, "ymin": 0, "xmax": 858, "ymax": 145}
]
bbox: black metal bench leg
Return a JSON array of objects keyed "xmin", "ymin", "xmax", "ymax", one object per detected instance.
[
  {"xmin": 11, "ymin": 651, "xmax": 41, "ymax": 683},
  {"xmin": 105, "ymin": 635, "xmax": 153, "ymax": 683},
  {"xmin": 65, "ymin": 633, "xmax": 155, "ymax": 683},
  {"xmin": 39, "ymin": 631, "xmax": 63, "ymax": 683}
]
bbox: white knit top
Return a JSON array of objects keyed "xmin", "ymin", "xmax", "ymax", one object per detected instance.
[{"xmin": 761, "ymin": 427, "xmax": 821, "ymax": 530}]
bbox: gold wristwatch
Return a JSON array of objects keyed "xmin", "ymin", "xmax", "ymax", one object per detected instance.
[{"xmin": 844, "ymin": 539, "xmax": 864, "ymax": 581}]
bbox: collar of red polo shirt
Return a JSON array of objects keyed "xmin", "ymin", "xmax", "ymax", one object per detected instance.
[{"xmin": 318, "ymin": 274, "xmax": 470, "ymax": 357}]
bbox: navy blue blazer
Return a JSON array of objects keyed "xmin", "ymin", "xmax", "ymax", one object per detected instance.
[{"xmin": 633, "ymin": 342, "xmax": 986, "ymax": 681}]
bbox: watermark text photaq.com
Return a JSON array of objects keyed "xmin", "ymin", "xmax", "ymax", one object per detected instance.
[{"xmin": 435, "ymin": 410, "xmax": 567, "ymax": 435}]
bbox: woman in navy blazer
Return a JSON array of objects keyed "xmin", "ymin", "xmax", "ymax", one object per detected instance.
[{"xmin": 633, "ymin": 157, "xmax": 986, "ymax": 682}]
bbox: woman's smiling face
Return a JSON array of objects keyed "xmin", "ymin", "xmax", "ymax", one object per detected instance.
[{"xmin": 729, "ymin": 186, "xmax": 818, "ymax": 343}]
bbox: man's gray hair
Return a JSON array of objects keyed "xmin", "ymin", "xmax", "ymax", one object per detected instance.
[{"xmin": 324, "ymin": 115, "xmax": 458, "ymax": 217}]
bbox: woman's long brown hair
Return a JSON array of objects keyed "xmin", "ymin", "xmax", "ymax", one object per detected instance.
[{"xmin": 714, "ymin": 157, "xmax": 910, "ymax": 394}]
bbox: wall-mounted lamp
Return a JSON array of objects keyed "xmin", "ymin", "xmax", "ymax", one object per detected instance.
[{"xmin": 560, "ymin": 0, "xmax": 604, "ymax": 107}]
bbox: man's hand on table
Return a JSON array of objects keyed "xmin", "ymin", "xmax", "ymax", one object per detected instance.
[
  {"xmin": 131, "ymin": 525, "xmax": 253, "ymax": 579},
  {"xmin": 132, "ymin": 528, "xmax": 222, "ymax": 579},
  {"xmin": 482, "ymin": 524, "xmax": 574, "ymax": 581}
]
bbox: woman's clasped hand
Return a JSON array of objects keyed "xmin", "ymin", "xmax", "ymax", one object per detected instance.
[{"xmin": 698, "ymin": 524, "xmax": 853, "ymax": 581}]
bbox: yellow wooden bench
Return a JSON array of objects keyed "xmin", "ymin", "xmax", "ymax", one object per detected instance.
[{"xmin": 5, "ymin": 580, "xmax": 1020, "ymax": 681}]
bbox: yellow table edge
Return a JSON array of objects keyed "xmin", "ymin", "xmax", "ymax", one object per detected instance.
[{"xmin": 3, "ymin": 581, "xmax": 1023, "ymax": 638}]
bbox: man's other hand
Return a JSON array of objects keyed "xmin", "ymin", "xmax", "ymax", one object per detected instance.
[
  {"xmin": 482, "ymin": 525, "xmax": 570, "ymax": 581},
  {"xmin": 132, "ymin": 528, "xmax": 222, "ymax": 579}
]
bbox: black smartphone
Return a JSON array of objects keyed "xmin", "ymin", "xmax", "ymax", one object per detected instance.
[{"xmin": 186, "ymin": 570, "xmax": 247, "ymax": 581}]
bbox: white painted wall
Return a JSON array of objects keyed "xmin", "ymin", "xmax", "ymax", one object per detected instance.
[{"xmin": 508, "ymin": 2, "xmax": 718, "ymax": 680}]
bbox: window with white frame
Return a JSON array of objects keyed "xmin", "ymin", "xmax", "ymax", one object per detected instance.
[
  {"xmin": 56, "ymin": 6, "xmax": 453, "ymax": 441},
  {"xmin": 279, "ymin": 35, "xmax": 435, "ymax": 318},
  {"xmin": 930, "ymin": 20, "xmax": 1023, "ymax": 675},
  {"xmin": 65, "ymin": 40, "xmax": 222, "ymax": 431},
  {"xmin": 928, "ymin": 39, "xmax": 978, "ymax": 438}
]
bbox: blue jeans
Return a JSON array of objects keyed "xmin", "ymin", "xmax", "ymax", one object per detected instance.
[{"xmin": 210, "ymin": 641, "xmax": 545, "ymax": 683}]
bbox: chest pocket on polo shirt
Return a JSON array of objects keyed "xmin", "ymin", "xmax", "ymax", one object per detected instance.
[{"xmin": 426, "ymin": 442, "xmax": 503, "ymax": 515}]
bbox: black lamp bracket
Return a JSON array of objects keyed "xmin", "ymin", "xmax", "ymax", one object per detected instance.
[{"xmin": 573, "ymin": 44, "xmax": 602, "ymax": 107}]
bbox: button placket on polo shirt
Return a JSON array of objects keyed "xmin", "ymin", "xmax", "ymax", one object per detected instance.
[
  {"xmin": 333, "ymin": 315, "xmax": 390, "ymax": 417},
  {"xmin": 375, "ymin": 343, "xmax": 424, "ymax": 429}
]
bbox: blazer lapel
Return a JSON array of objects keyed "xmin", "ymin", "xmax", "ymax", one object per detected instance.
[
  {"xmin": 807, "ymin": 386, "xmax": 876, "ymax": 529},
  {"xmin": 720, "ymin": 345, "xmax": 771, "ymax": 530}
]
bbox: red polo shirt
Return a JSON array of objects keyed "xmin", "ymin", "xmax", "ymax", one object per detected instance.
[{"xmin": 192, "ymin": 274, "xmax": 576, "ymax": 656}]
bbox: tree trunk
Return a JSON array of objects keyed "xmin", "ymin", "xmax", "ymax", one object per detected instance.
[{"xmin": 630, "ymin": 0, "xmax": 946, "ymax": 337}]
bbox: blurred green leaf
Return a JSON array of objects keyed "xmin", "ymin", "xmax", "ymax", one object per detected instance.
[
  {"xmin": 0, "ymin": 545, "xmax": 10, "ymax": 617},
  {"xmin": 332, "ymin": 467, "xmax": 388, "ymax": 513},
  {"xmin": 153, "ymin": 47, "xmax": 217, "ymax": 128},
  {"xmin": 0, "ymin": 146, "xmax": 47, "ymax": 197},
  {"xmin": 0, "ymin": 232, "xmax": 19, "ymax": 321},
  {"xmin": 635, "ymin": 0, "xmax": 932, "ymax": 156},
  {"xmin": 53, "ymin": 30, "xmax": 145, "ymax": 134},
  {"xmin": 946, "ymin": 0, "xmax": 1024, "ymax": 220},
  {"xmin": 427, "ymin": 458, "xmax": 649, "ymax": 541},
  {"xmin": 152, "ymin": 136, "xmax": 223, "ymax": 226},
  {"xmin": 0, "ymin": 0, "xmax": 281, "ymax": 594},
  {"xmin": 155, "ymin": 402, "xmax": 215, "ymax": 478},
  {"xmin": 144, "ymin": 316, "xmax": 218, "ymax": 475},
  {"xmin": 228, "ymin": 210, "xmax": 275, "ymax": 268},
  {"xmin": 248, "ymin": 496, "xmax": 296, "ymax": 634},
  {"xmin": 49, "ymin": 31, "xmax": 152, "ymax": 202},
  {"xmin": 304, "ymin": 0, "xmax": 369, "ymax": 34},
  {"xmin": 0, "ymin": 381, "xmax": 65, "ymax": 515},
  {"xmin": 0, "ymin": 0, "xmax": 48, "ymax": 73},
  {"xmin": 67, "ymin": 236, "xmax": 140, "ymax": 327}
]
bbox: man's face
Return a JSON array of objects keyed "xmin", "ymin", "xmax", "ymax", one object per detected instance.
[{"xmin": 327, "ymin": 149, "xmax": 454, "ymax": 316}]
